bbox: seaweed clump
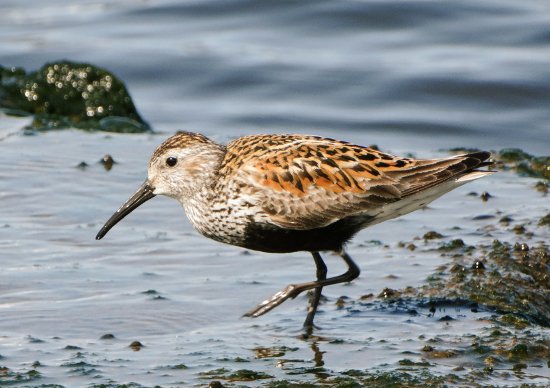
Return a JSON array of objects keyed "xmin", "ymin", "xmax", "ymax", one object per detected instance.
[
  {"xmin": 409, "ymin": 240, "xmax": 550, "ymax": 327},
  {"xmin": 496, "ymin": 148, "xmax": 550, "ymax": 181},
  {"xmin": 0, "ymin": 61, "xmax": 150, "ymax": 133}
]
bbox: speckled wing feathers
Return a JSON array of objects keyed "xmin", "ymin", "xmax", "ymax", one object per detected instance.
[{"xmin": 218, "ymin": 135, "xmax": 490, "ymax": 230}]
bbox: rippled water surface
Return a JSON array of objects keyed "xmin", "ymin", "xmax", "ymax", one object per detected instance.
[{"xmin": 1, "ymin": 0, "xmax": 549, "ymax": 386}]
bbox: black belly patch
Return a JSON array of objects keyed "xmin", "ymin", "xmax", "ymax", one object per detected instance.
[{"xmin": 242, "ymin": 215, "xmax": 374, "ymax": 253}]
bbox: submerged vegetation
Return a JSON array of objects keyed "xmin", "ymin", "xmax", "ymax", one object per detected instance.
[
  {"xmin": 497, "ymin": 148, "xmax": 550, "ymax": 180},
  {"xmin": 406, "ymin": 240, "xmax": 550, "ymax": 326}
]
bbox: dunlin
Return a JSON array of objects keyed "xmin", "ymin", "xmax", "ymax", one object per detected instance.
[{"xmin": 96, "ymin": 132, "xmax": 492, "ymax": 328}]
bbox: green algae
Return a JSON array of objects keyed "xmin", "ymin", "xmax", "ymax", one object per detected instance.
[
  {"xmin": 0, "ymin": 365, "xmax": 42, "ymax": 384},
  {"xmin": 535, "ymin": 181, "xmax": 549, "ymax": 194},
  {"xmin": 362, "ymin": 206, "xmax": 550, "ymax": 385},
  {"xmin": 495, "ymin": 148, "xmax": 550, "ymax": 180},
  {"xmin": 398, "ymin": 359, "xmax": 431, "ymax": 367},
  {"xmin": 437, "ymin": 239, "xmax": 466, "ymax": 251},
  {"xmin": 266, "ymin": 381, "xmax": 318, "ymax": 388},
  {"xmin": 90, "ymin": 384, "xmax": 151, "ymax": 388},
  {"xmin": 199, "ymin": 367, "xmax": 273, "ymax": 382},
  {"xmin": 267, "ymin": 369, "xmax": 462, "ymax": 388},
  {"xmin": 539, "ymin": 213, "xmax": 550, "ymax": 227},
  {"xmin": 0, "ymin": 61, "xmax": 150, "ymax": 133},
  {"xmin": 423, "ymin": 231, "xmax": 443, "ymax": 240},
  {"xmin": 253, "ymin": 346, "xmax": 298, "ymax": 359},
  {"xmin": 412, "ymin": 240, "xmax": 550, "ymax": 326},
  {"xmin": 498, "ymin": 148, "xmax": 533, "ymax": 163}
]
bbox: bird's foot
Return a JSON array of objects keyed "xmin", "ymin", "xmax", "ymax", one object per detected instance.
[{"xmin": 243, "ymin": 284, "xmax": 300, "ymax": 318}]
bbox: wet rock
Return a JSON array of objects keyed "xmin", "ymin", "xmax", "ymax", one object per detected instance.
[
  {"xmin": 63, "ymin": 345, "xmax": 82, "ymax": 350},
  {"xmin": 253, "ymin": 346, "xmax": 295, "ymax": 359},
  {"xmin": 76, "ymin": 161, "xmax": 88, "ymax": 169},
  {"xmin": 100, "ymin": 154, "xmax": 115, "ymax": 170},
  {"xmin": 415, "ymin": 240, "xmax": 550, "ymax": 326},
  {"xmin": 508, "ymin": 343, "xmax": 529, "ymax": 360},
  {"xmin": 129, "ymin": 340, "xmax": 144, "ymax": 351},
  {"xmin": 429, "ymin": 349, "xmax": 458, "ymax": 358},
  {"xmin": 26, "ymin": 336, "xmax": 44, "ymax": 343},
  {"xmin": 496, "ymin": 148, "xmax": 550, "ymax": 180},
  {"xmin": 471, "ymin": 260, "xmax": 486, "ymax": 271},
  {"xmin": 359, "ymin": 293, "xmax": 373, "ymax": 300},
  {"xmin": 438, "ymin": 315, "xmax": 455, "ymax": 322},
  {"xmin": 535, "ymin": 181, "xmax": 549, "ymax": 194},
  {"xmin": 378, "ymin": 288, "xmax": 400, "ymax": 299},
  {"xmin": 499, "ymin": 215, "xmax": 513, "ymax": 225},
  {"xmin": 438, "ymin": 239, "xmax": 466, "ymax": 251},
  {"xmin": 499, "ymin": 314, "xmax": 530, "ymax": 330},
  {"xmin": 99, "ymin": 333, "xmax": 115, "ymax": 340},
  {"xmin": 539, "ymin": 213, "xmax": 550, "ymax": 227},
  {"xmin": 423, "ymin": 231, "xmax": 443, "ymax": 240},
  {"xmin": 513, "ymin": 242, "xmax": 529, "ymax": 252},
  {"xmin": 335, "ymin": 296, "xmax": 347, "ymax": 308},
  {"xmin": 200, "ymin": 368, "xmax": 273, "ymax": 382},
  {"xmin": 480, "ymin": 191, "xmax": 492, "ymax": 201},
  {"xmin": 472, "ymin": 214, "xmax": 494, "ymax": 220},
  {"xmin": 0, "ymin": 61, "xmax": 151, "ymax": 132},
  {"xmin": 398, "ymin": 358, "xmax": 431, "ymax": 367},
  {"xmin": 512, "ymin": 225, "xmax": 526, "ymax": 235},
  {"xmin": 171, "ymin": 363, "xmax": 188, "ymax": 369},
  {"xmin": 498, "ymin": 148, "xmax": 532, "ymax": 163},
  {"xmin": 512, "ymin": 362, "xmax": 527, "ymax": 371},
  {"xmin": 484, "ymin": 355, "xmax": 501, "ymax": 367},
  {"xmin": 449, "ymin": 264, "xmax": 466, "ymax": 274}
]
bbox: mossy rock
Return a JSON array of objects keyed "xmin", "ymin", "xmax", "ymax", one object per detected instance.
[
  {"xmin": 396, "ymin": 240, "xmax": 550, "ymax": 327},
  {"xmin": 0, "ymin": 61, "xmax": 150, "ymax": 133},
  {"xmin": 496, "ymin": 149, "xmax": 550, "ymax": 180}
]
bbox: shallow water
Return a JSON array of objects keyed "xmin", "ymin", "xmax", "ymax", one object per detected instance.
[
  {"xmin": 1, "ymin": 119, "xmax": 549, "ymax": 386},
  {"xmin": 1, "ymin": 0, "xmax": 550, "ymax": 386}
]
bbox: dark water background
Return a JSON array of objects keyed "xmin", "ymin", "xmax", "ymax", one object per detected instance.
[
  {"xmin": 3, "ymin": 0, "xmax": 550, "ymax": 152},
  {"xmin": 1, "ymin": 0, "xmax": 549, "ymax": 386}
]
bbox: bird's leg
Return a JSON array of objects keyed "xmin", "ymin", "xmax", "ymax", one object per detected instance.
[
  {"xmin": 244, "ymin": 249, "xmax": 360, "ymax": 319},
  {"xmin": 303, "ymin": 252, "xmax": 327, "ymax": 329}
]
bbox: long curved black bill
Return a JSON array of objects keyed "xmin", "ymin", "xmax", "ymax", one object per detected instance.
[{"xmin": 96, "ymin": 181, "xmax": 156, "ymax": 240}]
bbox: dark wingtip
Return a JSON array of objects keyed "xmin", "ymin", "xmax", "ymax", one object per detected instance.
[
  {"xmin": 462, "ymin": 151, "xmax": 493, "ymax": 170},
  {"xmin": 466, "ymin": 150, "xmax": 491, "ymax": 162}
]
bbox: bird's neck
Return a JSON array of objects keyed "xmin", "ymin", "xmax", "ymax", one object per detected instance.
[
  {"xmin": 178, "ymin": 144, "xmax": 227, "ymax": 234},
  {"xmin": 178, "ymin": 144, "xmax": 255, "ymax": 246}
]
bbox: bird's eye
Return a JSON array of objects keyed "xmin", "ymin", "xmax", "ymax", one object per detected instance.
[{"xmin": 166, "ymin": 156, "xmax": 178, "ymax": 167}]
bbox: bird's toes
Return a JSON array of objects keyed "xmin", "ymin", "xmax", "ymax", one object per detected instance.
[{"xmin": 243, "ymin": 284, "xmax": 298, "ymax": 318}]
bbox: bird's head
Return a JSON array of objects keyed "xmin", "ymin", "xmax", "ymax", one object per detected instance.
[{"xmin": 95, "ymin": 131, "xmax": 224, "ymax": 240}]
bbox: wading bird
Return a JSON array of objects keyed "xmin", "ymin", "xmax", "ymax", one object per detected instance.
[{"xmin": 96, "ymin": 132, "xmax": 492, "ymax": 328}]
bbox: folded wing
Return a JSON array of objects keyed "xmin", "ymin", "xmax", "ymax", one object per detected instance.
[{"xmin": 223, "ymin": 135, "xmax": 491, "ymax": 230}]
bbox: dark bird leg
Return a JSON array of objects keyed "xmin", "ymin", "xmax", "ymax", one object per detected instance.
[
  {"xmin": 244, "ymin": 250, "xmax": 360, "ymax": 320},
  {"xmin": 303, "ymin": 252, "xmax": 327, "ymax": 329}
]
